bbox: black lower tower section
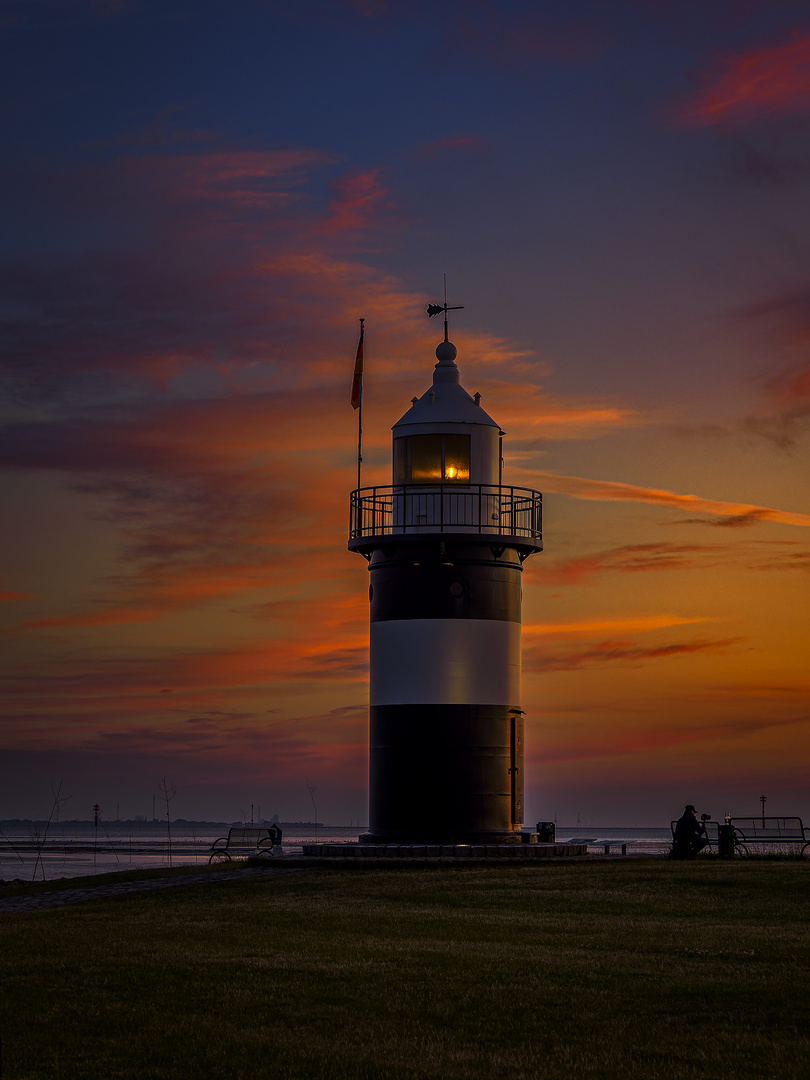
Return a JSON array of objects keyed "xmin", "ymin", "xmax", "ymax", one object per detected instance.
[{"xmin": 368, "ymin": 704, "xmax": 524, "ymax": 843}]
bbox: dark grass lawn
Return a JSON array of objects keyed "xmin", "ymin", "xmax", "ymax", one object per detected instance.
[{"xmin": 1, "ymin": 859, "xmax": 808, "ymax": 1079}]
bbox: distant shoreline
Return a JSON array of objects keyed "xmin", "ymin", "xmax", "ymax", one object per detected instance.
[
  {"xmin": 1, "ymin": 819, "xmax": 663, "ymax": 831},
  {"xmin": 1, "ymin": 819, "xmax": 358, "ymax": 829}
]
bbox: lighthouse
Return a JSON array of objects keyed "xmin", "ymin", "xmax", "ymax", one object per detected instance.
[{"xmin": 349, "ymin": 310, "xmax": 542, "ymax": 844}]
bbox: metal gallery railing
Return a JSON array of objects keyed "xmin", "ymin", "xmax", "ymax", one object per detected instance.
[{"xmin": 349, "ymin": 484, "xmax": 542, "ymax": 544}]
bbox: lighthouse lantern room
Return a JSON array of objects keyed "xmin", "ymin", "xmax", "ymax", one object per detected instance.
[{"xmin": 349, "ymin": 320, "xmax": 542, "ymax": 844}]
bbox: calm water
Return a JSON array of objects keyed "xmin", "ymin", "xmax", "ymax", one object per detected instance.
[
  {"xmin": 0, "ymin": 823, "xmax": 675, "ymax": 882},
  {"xmin": 0, "ymin": 824, "xmax": 363, "ymax": 882}
]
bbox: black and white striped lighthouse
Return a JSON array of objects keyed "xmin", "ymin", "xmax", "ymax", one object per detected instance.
[{"xmin": 349, "ymin": 310, "xmax": 542, "ymax": 844}]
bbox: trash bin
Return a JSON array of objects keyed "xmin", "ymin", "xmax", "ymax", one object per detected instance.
[
  {"xmin": 536, "ymin": 821, "xmax": 555, "ymax": 842},
  {"xmin": 717, "ymin": 823, "xmax": 735, "ymax": 858}
]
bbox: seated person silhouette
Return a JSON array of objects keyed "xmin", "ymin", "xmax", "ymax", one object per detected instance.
[{"xmin": 671, "ymin": 805, "xmax": 710, "ymax": 859}]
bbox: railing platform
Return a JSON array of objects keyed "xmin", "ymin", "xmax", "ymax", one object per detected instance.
[{"xmin": 349, "ymin": 484, "xmax": 542, "ymax": 556}]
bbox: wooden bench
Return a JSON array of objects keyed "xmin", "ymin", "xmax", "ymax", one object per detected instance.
[
  {"xmin": 209, "ymin": 827, "xmax": 281, "ymax": 864},
  {"xmin": 730, "ymin": 817, "xmax": 810, "ymax": 857}
]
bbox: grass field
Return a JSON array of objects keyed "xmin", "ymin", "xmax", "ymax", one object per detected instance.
[{"xmin": 1, "ymin": 859, "xmax": 809, "ymax": 1079}]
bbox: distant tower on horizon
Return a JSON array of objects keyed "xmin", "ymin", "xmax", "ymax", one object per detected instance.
[{"xmin": 348, "ymin": 305, "xmax": 543, "ymax": 843}]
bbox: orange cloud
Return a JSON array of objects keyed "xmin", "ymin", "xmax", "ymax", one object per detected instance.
[
  {"xmin": 0, "ymin": 589, "xmax": 32, "ymax": 602},
  {"xmin": 531, "ymin": 544, "xmax": 712, "ymax": 586},
  {"xmin": 676, "ymin": 31, "xmax": 810, "ymax": 127},
  {"xmin": 530, "ymin": 540, "xmax": 810, "ymax": 586},
  {"xmin": 444, "ymin": 377, "xmax": 642, "ymax": 443},
  {"xmin": 531, "ymin": 711, "xmax": 806, "ymax": 765},
  {"xmin": 531, "ymin": 470, "xmax": 810, "ymax": 527},
  {"xmin": 524, "ymin": 614, "xmax": 716, "ymax": 640},
  {"xmin": 1, "ymin": 614, "xmax": 371, "ymax": 746},
  {"xmin": 523, "ymin": 614, "xmax": 742, "ymax": 674},
  {"xmin": 524, "ymin": 636, "xmax": 744, "ymax": 674}
]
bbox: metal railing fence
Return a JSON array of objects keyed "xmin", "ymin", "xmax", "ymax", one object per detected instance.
[{"xmin": 349, "ymin": 484, "xmax": 542, "ymax": 543}]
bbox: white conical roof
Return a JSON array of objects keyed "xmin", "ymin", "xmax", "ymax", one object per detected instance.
[{"xmin": 393, "ymin": 340, "xmax": 500, "ymax": 429}]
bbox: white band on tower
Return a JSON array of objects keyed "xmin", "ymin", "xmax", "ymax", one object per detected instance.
[{"xmin": 370, "ymin": 618, "xmax": 521, "ymax": 707}]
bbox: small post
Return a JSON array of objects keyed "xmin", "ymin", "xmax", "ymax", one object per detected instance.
[
  {"xmin": 306, "ymin": 780, "xmax": 318, "ymax": 839},
  {"xmin": 760, "ymin": 794, "xmax": 767, "ymax": 825},
  {"xmin": 718, "ymin": 822, "xmax": 735, "ymax": 857}
]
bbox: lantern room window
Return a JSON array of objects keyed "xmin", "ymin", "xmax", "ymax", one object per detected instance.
[{"xmin": 394, "ymin": 434, "xmax": 470, "ymax": 484}]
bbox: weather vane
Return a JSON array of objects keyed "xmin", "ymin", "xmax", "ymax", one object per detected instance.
[{"xmin": 426, "ymin": 274, "xmax": 464, "ymax": 342}]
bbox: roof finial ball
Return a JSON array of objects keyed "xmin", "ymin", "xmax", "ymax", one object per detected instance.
[{"xmin": 435, "ymin": 339, "xmax": 457, "ymax": 365}]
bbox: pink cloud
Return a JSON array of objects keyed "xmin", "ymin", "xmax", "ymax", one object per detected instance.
[
  {"xmin": 319, "ymin": 168, "xmax": 396, "ymax": 233},
  {"xmin": 675, "ymin": 31, "xmax": 810, "ymax": 127},
  {"xmin": 0, "ymin": 145, "xmax": 538, "ymax": 403},
  {"xmin": 734, "ymin": 287, "xmax": 810, "ymax": 447},
  {"xmin": 451, "ymin": 3, "xmax": 607, "ymax": 67},
  {"xmin": 348, "ymin": 0, "xmax": 390, "ymax": 18},
  {"xmin": 418, "ymin": 134, "xmax": 490, "ymax": 160}
]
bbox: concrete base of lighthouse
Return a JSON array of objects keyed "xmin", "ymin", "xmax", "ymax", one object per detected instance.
[{"xmin": 300, "ymin": 841, "xmax": 589, "ymax": 859}]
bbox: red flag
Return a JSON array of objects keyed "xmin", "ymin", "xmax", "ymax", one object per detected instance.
[{"xmin": 350, "ymin": 318, "xmax": 364, "ymax": 410}]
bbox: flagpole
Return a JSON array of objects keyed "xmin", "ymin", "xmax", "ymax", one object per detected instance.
[
  {"xmin": 357, "ymin": 367, "xmax": 363, "ymax": 491},
  {"xmin": 351, "ymin": 317, "xmax": 365, "ymax": 491}
]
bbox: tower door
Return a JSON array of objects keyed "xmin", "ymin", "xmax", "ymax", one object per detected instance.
[{"xmin": 509, "ymin": 709, "xmax": 524, "ymax": 825}]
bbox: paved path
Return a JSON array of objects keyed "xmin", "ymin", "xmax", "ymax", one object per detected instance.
[{"xmin": 0, "ymin": 865, "xmax": 303, "ymax": 914}]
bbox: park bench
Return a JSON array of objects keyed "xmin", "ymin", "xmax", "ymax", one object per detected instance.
[
  {"xmin": 729, "ymin": 817, "xmax": 810, "ymax": 857},
  {"xmin": 562, "ymin": 838, "xmax": 634, "ymax": 855},
  {"xmin": 209, "ymin": 827, "xmax": 281, "ymax": 864},
  {"xmin": 599, "ymin": 841, "xmax": 635, "ymax": 855}
]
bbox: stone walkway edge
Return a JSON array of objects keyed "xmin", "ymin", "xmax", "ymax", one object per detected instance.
[{"xmin": 0, "ymin": 865, "xmax": 302, "ymax": 914}]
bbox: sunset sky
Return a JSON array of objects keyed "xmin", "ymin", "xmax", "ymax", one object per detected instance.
[{"xmin": 2, "ymin": 0, "xmax": 809, "ymax": 826}]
